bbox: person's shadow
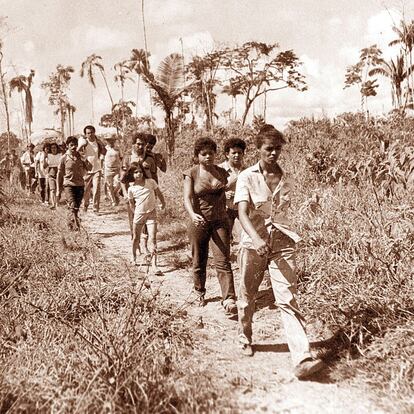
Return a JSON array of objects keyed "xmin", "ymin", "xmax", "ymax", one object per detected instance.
[{"xmin": 252, "ymin": 338, "xmax": 337, "ymax": 383}]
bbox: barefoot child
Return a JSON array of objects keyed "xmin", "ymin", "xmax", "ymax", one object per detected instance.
[{"xmin": 126, "ymin": 162, "xmax": 165, "ymax": 275}]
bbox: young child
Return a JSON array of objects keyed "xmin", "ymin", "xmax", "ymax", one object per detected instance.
[
  {"xmin": 126, "ymin": 161, "xmax": 166, "ymax": 275},
  {"xmin": 57, "ymin": 136, "xmax": 92, "ymax": 230},
  {"xmin": 234, "ymin": 124, "xmax": 324, "ymax": 379}
]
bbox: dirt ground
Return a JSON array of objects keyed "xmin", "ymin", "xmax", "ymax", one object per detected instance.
[{"xmin": 82, "ymin": 202, "xmax": 386, "ymax": 414}]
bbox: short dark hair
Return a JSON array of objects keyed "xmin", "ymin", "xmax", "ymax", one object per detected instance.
[
  {"xmin": 83, "ymin": 125, "xmax": 96, "ymax": 134},
  {"xmin": 122, "ymin": 161, "xmax": 149, "ymax": 183},
  {"xmin": 42, "ymin": 143, "xmax": 49, "ymax": 151},
  {"xmin": 223, "ymin": 138, "xmax": 246, "ymax": 154},
  {"xmin": 131, "ymin": 132, "xmax": 148, "ymax": 145},
  {"xmin": 193, "ymin": 137, "xmax": 217, "ymax": 158},
  {"xmin": 66, "ymin": 136, "xmax": 78, "ymax": 146},
  {"xmin": 255, "ymin": 124, "xmax": 286, "ymax": 149}
]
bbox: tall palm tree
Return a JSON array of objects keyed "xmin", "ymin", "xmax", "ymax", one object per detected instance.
[
  {"xmin": 114, "ymin": 60, "xmax": 134, "ymax": 102},
  {"xmin": 9, "ymin": 69, "xmax": 35, "ymax": 135},
  {"xmin": 222, "ymin": 83, "xmax": 242, "ymax": 120},
  {"xmin": 80, "ymin": 54, "xmax": 114, "ymax": 116},
  {"xmin": 389, "ymin": 20, "xmax": 414, "ymax": 106},
  {"xmin": 127, "ymin": 48, "xmax": 147, "ymax": 114},
  {"xmin": 65, "ymin": 102, "xmax": 76, "ymax": 135},
  {"xmin": 129, "ymin": 49, "xmax": 190, "ymax": 158},
  {"xmin": 369, "ymin": 54, "xmax": 413, "ymax": 109}
]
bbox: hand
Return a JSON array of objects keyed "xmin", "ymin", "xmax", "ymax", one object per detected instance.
[
  {"xmin": 226, "ymin": 190, "xmax": 235, "ymax": 200},
  {"xmin": 159, "ymin": 202, "xmax": 166, "ymax": 211},
  {"xmin": 191, "ymin": 213, "xmax": 206, "ymax": 227},
  {"xmin": 252, "ymin": 237, "xmax": 270, "ymax": 257}
]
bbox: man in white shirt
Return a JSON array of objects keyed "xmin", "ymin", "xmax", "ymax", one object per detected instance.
[
  {"xmin": 21, "ymin": 143, "xmax": 36, "ymax": 194},
  {"xmin": 79, "ymin": 125, "xmax": 107, "ymax": 213},
  {"xmin": 35, "ymin": 144, "xmax": 49, "ymax": 204},
  {"xmin": 218, "ymin": 138, "xmax": 246, "ymax": 243},
  {"xmin": 234, "ymin": 124, "xmax": 324, "ymax": 379}
]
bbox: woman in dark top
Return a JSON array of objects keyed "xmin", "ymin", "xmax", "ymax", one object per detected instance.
[{"xmin": 183, "ymin": 137, "xmax": 237, "ymax": 317}]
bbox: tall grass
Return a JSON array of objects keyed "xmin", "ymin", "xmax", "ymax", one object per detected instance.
[
  {"xmin": 0, "ymin": 187, "xmax": 232, "ymax": 412},
  {"xmin": 162, "ymin": 113, "xmax": 413, "ymax": 409},
  {"xmin": 284, "ymin": 112, "xmax": 414, "ymax": 410}
]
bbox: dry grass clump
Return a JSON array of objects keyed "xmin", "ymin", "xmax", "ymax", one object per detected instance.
[{"xmin": 0, "ymin": 189, "xmax": 233, "ymax": 413}]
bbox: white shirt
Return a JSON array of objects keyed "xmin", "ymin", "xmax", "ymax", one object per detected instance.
[
  {"xmin": 47, "ymin": 153, "xmax": 62, "ymax": 168},
  {"xmin": 234, "ymin": 161, "xmax": 300, "ymax": 248},
  {"xmin": 84, "ymin": 140, "xmax": 101, "ymax": 173},
  {"xmin": 219, "ymin": 160, "xmax": 243, "ymax": 210},
  {"xmin": 35, "ymin": 151, "xmax": 47, "ymax": 178}
]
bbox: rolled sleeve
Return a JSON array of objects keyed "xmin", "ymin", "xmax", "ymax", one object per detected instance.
[{"xmin": 234, "ymin": 172, "xmax": 250, "ymax": 204}]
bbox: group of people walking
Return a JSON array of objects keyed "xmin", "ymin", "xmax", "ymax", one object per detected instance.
[
  {"xmin": 183, "ymin": 125, "xmax": 324, "ymax": 380},
  {"xmin": 1, "ymin": 122, "xmax": 324, "ymax": 380}
]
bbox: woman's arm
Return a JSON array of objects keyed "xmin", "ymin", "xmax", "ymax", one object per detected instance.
[
  {"xmin": 183, "ymin": 175, "xmax": 205, "ymax": 226},
  {"xmin": 238, "ymin": 200, "xmax": 270, "ymax": 256}
]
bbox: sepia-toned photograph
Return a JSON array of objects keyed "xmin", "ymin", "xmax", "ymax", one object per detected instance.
[{"xmin": 0, "ymin": 1, "xmax": 413, "ymax": 412}]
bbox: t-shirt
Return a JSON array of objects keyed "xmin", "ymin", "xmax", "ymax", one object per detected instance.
[
  {"xmin": 46, "ymin": 153, "xmax": 62, "ymax": 178},
  {"xmin": 58, "ymin": 152, "xmax": 91, "ymax": 187},
  {"xmin": 47, "ymin": 153, "xmax": 62, "ymax": 168},
  {"xmin": 128, "ymin": 179, "xmax": 158, "ymax": 215},
  {"xmin": 35, "ymin": 151, "xmax": 47, "ymax": 178},
  {"xmin": 183, "ymin": 165, "xmax": 228, "ymax": 221},
  {"xmin": 83, "ymin": 140, "xmax": 101, "ymax": 173},
  {"xmin": 104, "ymin": 147, "xmax": 121, "ymax": 175},
  {"xmin": 20, "ymin": 151, "xmax": 35, "ymax": 170}
]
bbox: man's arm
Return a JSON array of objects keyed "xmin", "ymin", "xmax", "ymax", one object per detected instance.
[
  {"xmin": 238, "ymin": 201, "xmax": 270, "ymax": 256},
  {"xmin": 56, "ymin": 156, "xmax": 65, "ymax": 197},
  {"xmin": 155, "ymin": 153, "xmax": 167, "ymax": 172}
]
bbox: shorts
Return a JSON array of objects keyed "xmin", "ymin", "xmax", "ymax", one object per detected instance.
[{"xmin": 133, "ymin": 209, "xmax": 156, "ymax": 225}]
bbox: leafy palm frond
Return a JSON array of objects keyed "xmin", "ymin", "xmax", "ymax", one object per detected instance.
[{"xmin": 156, "ymin": 53, "xmax": 184, "ymax": 95}]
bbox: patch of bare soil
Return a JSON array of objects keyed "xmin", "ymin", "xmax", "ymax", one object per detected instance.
[{"xmin": 82, "ymin": 203, "xmax": 386, "ymax": 414}]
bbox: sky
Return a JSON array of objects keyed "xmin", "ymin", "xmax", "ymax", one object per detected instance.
[{"xmin": 0, "ymin": 0, "xmax": 413, "ymax": 137}]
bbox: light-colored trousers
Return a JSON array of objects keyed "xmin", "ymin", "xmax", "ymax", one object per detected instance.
[
  {"xmin": 83, "ymin": 171, "xmax": 101, "ymax": 211},
  {"xmin": 104, "ymin": 172, "xmax": 120, "ymax": 205},
  {"xmin": 237, "ymin": 229, "xmax": 312, "ymax": 366}
]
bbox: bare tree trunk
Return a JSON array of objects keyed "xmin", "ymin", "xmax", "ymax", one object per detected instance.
[
  {"xmin": 0, "ymin": 52, "xmax": 11, "ymax": 150},
  {"xmin": 90, "ymin": 85, "xmax": 95, "ymax": 124},
  {"xmin": 141, "ymin": 0, "xmax": 154, "ymax": 134},
  {"xmin": 99, "ymin": 68, "xmax": 114, "ymax": 108}
]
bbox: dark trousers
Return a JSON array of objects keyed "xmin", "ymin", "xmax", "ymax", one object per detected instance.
[
  {"xmin": 64, "ymin": 186, "xmax": 84, "ymax": 230},
  {"xmin": 226, "ymin": 208, "xmax": 238, "ymax": 240},
  {"xmin": 188, "ymin": 219, "xmax": 236, "ymax": 304},
  {"xmin": 38, "ymin": 177, "xmax": 48, "ymax": 203}
]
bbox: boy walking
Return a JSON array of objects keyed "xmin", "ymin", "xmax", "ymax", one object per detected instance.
[
  {"xmin": 57, "ymin": 136, "xmax": 92, "ymax": 230},
  {"xmin": 234, "ymin": 124, "xmax": 324, "ymax": 379}
]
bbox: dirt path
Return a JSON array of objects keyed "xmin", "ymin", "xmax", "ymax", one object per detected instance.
[{"xmin": 82, "ymin": 204, "xmax": 385, "ymax": 414}]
